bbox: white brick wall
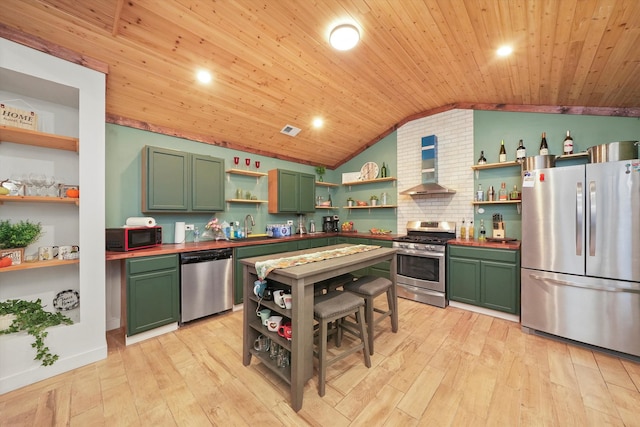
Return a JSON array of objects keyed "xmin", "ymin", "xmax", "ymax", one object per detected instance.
[{"xmin": 396, "ymin": 109, "xmax": 474, "ymax": 235}]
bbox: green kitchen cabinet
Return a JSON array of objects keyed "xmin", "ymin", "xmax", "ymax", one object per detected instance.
[
  {"xmin": 268, "ymin": 169, "xmax": 315, "ymax": 213},
  {"xmin": 233, "ymin": 241, "xmax": 299, "ymax": 304},
  {"xmin": 142, "ymin": 146, "xmax": 225, "ymax": 212},
  {"xmin": 126, "ymin": 254, "xmax": 179, "ymax": 336},
  {"xmin": 447, "ymin": 245, "xmax": 520, "ymax": 314}
]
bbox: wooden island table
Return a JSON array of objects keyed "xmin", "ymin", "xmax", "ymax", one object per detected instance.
[{"xmin": 241, "ymin": 244, "xmax": 397, "ymax": 412}]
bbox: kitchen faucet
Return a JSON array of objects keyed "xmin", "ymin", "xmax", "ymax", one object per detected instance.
[{"xmin": 244, "ymin": 214, "xmax": 255, "ymax": 238}]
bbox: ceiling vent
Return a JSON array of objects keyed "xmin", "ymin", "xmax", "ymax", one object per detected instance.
[{"xmin": 280, "ymin": 124, "xmax": 301, "ymax": 137}]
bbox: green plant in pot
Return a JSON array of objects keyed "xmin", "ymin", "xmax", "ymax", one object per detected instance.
[
  {"xmin": 315, "ymin": 166, "xmax": 326, "ymax": 182},
  {"xmin": 0, "ymin": 219, "xmax": 43, "ymax": 249},
  {"xmin": 370, "ymin": 194, "xmax": 379, "ymax": 206},
  {"xmin": 0, "ymin": 299, "xmax": 73, "ymax": 366},
  {"xmin": 347, "ymin": 196, "xmax": 354, "ymax": 207}
]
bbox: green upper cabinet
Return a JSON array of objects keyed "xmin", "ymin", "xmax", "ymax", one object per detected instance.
[
  {"xmin": 191, "ymin": 153, "xmax": 225, "ymax": 211},
  {"xmin": 268, "ymin": 169, "xmax": 315, "ymax": 213},
  {"xmin": 142, "ymin": 146, "xmax": 225, "ymax": 212}
]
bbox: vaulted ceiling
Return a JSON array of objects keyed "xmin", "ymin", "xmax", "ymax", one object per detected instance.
[{"xmin": 1, "ymin": 0, "xmax": 639, "ymax": 168}]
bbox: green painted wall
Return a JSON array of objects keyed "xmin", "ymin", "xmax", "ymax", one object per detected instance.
[
  {"xmin": 105, "ymin": 124, "xmax": 397, "ymax": 240},
  {"xmin": 473, "ymin": 111, "xmax": 640, "ymax": 239}
]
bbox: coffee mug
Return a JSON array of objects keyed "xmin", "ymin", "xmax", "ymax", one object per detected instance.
[
  {"xmin": 283, "ymin": 293, "xmax": 292, "ymax": 310},
  {"xmin": 38, "ymin": 246, "xmax": 59, "ymax": 261},
  {"xmin": 256, "ymin": 308, "xmax": 271, "ymax": 326},
  {"xmin": 253, "ymin": 334, "xmax": 270, "ymax": 352},
  {"xmin": 58, "ymin": 245, "xmax": 79, "ymax": 260},
  {"xmin": 262, "ymin": 287, "xmax": 274, "ymax": 301},
  {"xmin": 266, "ymin": 315, "xmax": 283, "ymax": 332},
  {"xmin": 277, "ymin": 322, "xmax": 292, "ymax": 341},
  {"xmin": 273, "ymin": 290, "xmax": 286, "ymax": 308},
  {"xmin": 253, "ymin": 279, "xmax": 267, "ymax": 298}
]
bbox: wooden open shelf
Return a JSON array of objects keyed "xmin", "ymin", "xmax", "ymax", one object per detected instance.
[
  {"xmin": 315, "ymin": 181, "xmax": 339, "ymax": 187},
  {"xmin": 0, "ymin": 195, "xmax": 79, "ymax": 205},
  {"xmin": 226, "ymin": 198, "xmax": 267, "ymax": 204},
  {"xmin": 0, "ymin": 258, "xmax": 79, "ymax": 273},
  {"xmin": 471, "ymin": 161, "xmax": 520, "ymax": 171},
  {"xmin": 226, "ymin": 168, "xmax": 267, "ymax": 177},
  {"xmin": 0, "ymin": 125, "xmax": 79, "ymax": 152},
  {"xmin": 342, "ymin": 177, "xmax": 396, "ymax": 186}
]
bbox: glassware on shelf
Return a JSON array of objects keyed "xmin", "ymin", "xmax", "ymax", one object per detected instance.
[
  {"xmin": 233, "ymin": 156, "xmax": 240, "ymax": 167},
  {"xmin": 43, "ymin": 175, "xmax": 59, "ymax": 197},
  {"xmin": 255, "ymin": 160, "xmax": 260, "ymax": 170},
  {"xmin": 245, "ymin": 158, "xmax": 251, "ymax": 170},
  {"xmin": 29, "ymin": 173, "xmax": 46, "ymax": 196}
]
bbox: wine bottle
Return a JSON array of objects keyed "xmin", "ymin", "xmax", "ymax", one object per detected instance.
[
  {"xmin": 539, "ymin": 132, "xmax": 549, "ymax": 155},
  {"xmin": 516, "ymin": 139, "xmax": 526, "ymax": 163},
  {"xmin": 381, "ymin": 162, "xmax": 387, "ymax": 178},
  {"xmin": 328, "ymin": 193, "xmax": 332, "ymax": 207},
  {"xmin": 499, "ymin": 139, "xmax": 507, "ymax": 163},
  {"xmin": 477, "ymin": 150, "xmax": 487, "ymax": 165},
  {"xmin": 563, "ymin": 130, "xmax": 574, "ymax": 155},
  {"xmin": 468, "ymin": 221, "xmax": 474, "ymax": 240},
  {"xmin": 460, "ymin": 219, "xmax": 466, "ymax": 240}
]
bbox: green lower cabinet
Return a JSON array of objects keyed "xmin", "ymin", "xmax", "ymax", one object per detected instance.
[
  {"xmin": 447, "ymin": 245, "xmax": 520, "ymax": 314},
  {"xmin": 233, "ymin": 241, "xmax": 298, "ymax": 304},
  {"xmin": 126, "ymin": 254, "xmax": 179, "ymax": 336}
]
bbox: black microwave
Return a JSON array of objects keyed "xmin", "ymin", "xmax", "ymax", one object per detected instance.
[{"xmin": 106, "ymin": 226, "xmax": 162, "ymax": 251}]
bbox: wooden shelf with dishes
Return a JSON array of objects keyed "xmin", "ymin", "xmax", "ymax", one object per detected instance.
[
  {"xmin": 470, "ymin": 160, "xmax": 520, "ymax": 171},
  {"xmin": 0, "ymin": 195, "xmax": 79, "ymax": 205},
  {"xmin": 343, "ymin": 177, "xmax": 396, "ymax": 186},
  {"xmin": 344, "ymin": 205, "xmax": 398, "ymax": 209},
  {"xmin": 0, "ymin": 125, "xmax": 79, "ymax": 152},
  {"xmin": 0, "ymin": 259, "xmax": 79, "ymax": 273},
  {"xmin": 472, "ymin": 199, "xmax": 521, "ymax": 214}
]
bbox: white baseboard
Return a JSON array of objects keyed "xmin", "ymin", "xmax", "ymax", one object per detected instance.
[
  {"xmin": 448, "ymin": 301, "xmax": 520, "ymax": 323},
  {"xmin": 125, "ymin": 323, "xmax": 178, "ymax": 346}
]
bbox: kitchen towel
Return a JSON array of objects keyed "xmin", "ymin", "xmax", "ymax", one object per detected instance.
[
  {"xmin": 125, "ymin": 216, "xmax": 157, "ymax": 227},
  {"xmin": 174, "ymin": 222, "xmax": 186, "ymax": 244}
]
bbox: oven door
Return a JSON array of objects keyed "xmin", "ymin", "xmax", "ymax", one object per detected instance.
[{"xmin": 396, "ymin": 250, "xmax": 445, "ymax": 293}]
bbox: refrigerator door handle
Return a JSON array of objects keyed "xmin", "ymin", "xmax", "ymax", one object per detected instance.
[
  {"xmin": 528, "ymin": 274, "xmax": 640, "ymax": 294},
  {"xmin": 576, "ymin": 182, "xmax": 583, "ymax": 256},
  {"xmin": 589, "ymin": 181, "xmax": 596, "ymax": 256}
]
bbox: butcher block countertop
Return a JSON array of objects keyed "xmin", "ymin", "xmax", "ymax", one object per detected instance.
[
  {"xmin": 448, "ymin": 238, "xmax": 521, "ymax": 250},
  {"xmin": 105, "ymin": 232, "xmax": 401, "ymax": 261}
]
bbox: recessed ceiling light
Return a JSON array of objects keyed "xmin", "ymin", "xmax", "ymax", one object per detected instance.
[
  {"xmin": 329, "ymin": 24, "xmax": 360, "ymax": 51},
  {"xmin": 497, "ymin": 45, "xmax": 513, "ymax": 57},
  {"xmin": 312, "ymin": 117, "xmax": 324, "ymax": 128},
  {"xmin": 196, "ymin": 70, "xmax": 212, "ymax": 84}
]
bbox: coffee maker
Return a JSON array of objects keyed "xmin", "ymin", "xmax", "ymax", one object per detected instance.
[{"xmin": 322, "ymin": 215, "xmax": 340, "ymax": 232}]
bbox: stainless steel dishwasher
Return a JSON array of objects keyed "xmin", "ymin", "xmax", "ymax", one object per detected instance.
[{"xmin": 180, "ymin": 248, "xmax": 233, "ymax": 323}]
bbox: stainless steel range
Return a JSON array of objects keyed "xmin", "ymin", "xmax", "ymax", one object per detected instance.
[{"xmin": 393, "ymin": 221, "xmax": 456, "ymax": 308}]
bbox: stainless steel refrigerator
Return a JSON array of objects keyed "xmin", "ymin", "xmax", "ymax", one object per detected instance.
[{"xmin": 521, "ymin": 159, "xmax": 640, "ymax": 357}]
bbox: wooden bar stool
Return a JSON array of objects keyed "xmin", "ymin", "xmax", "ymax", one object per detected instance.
[
  {"xmin": 313, "ymin": 291, "xmax": 371, "ymax": 396},
  {"xmin": 344, "ymin": 275, "xmax": 398, "ymax": 355}
]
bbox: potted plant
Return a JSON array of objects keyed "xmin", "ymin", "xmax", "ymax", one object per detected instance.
[
  {"xmin": 370, "ymin": 194, "xmax": 379, "ymax": 206},
  {"xmin": 347, "ymin": 197, "xmax": 354, "ymax": 207},
  {"xmin": 0, "ymin": 298, "xmax": 73, "ymax": 366},
  {"xmin": 315, "ymin": 165, "xmax": 326, "ymax": 182},
  {"xmin": 0, "ymin": 219, "xmax": 43, "ymax": 265}
]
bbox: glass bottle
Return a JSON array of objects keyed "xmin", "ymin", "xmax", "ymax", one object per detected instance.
[
  {"xmin": 539, "ymin": 132, "xmax": 549, "ymax": 155},
  {"xmin": 499, "ymin": 139, "xmax": 507, "ymax": 163},
  {"xmin": 460, "ymin": 219, "xmax": 466, "ymax": 240},
  {"xmin": 516, "ymin": 139, "xmax": 526, "ymax": 163},
  {"xmin": 499, "ymin": 182, "xmax": 508, "ymax": 201},
  {"xmin": 468, "ymin": 221, "xmax": 474, "ymax": 240},
  {"xmin": 476, "ymin": 183, "xmax": 484, "ymax": 201},
  {"xmin": 479, "ymin": 219, "xmax": 487, "ymax": 241},
  {"xmin": 510, "ymin": 184, "xmax": 519, "ymax": 200},
  {"xmin": 487, "ymin": 185, "xmax": 495, "ymax": 201},
  {"xmin": 563, "ymin": 130, "xmax": 574, "ymax": 155},
  {"xmin": 193, "ymin": 227, "xmax": 200, "ymax": 243},
  {"xmin": 477, "ymin": 150, "xmax": 487, "ymax": 165},
  {"xmin": 381, "ymin": 162, "xmax": 387, "ymax": 178},
  {"xmin": 328, "ymin": 193, "xmax": 332, "ymax": 207}
]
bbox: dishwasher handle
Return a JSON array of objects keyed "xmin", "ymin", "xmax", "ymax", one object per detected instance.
[{"xmin": 180, "ymin": 248, "xmax": 233, "ymax": 264}]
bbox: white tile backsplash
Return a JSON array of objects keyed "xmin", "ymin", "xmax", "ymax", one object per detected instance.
[{"xmin": 396, "ymin": 109, "xmax": 474, "ymax": 235}]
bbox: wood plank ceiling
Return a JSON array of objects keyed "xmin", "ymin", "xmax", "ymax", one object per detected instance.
[{"xmin": 1, "ymin": 0, "xmax": 639, "ymax": 168}]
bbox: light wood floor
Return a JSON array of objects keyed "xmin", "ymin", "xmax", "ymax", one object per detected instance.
[{"xmin": 1, "ymin": 297, "xmax": 639, "ymax": 426}]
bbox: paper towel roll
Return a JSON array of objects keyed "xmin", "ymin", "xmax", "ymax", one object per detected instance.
[
  {"xmin": 175, "ymin": 222, "xmax": 186, "ymax": 244},
  {"xmin": 125, "ymin": 217, "xmax": 157, "ymax": 227}
]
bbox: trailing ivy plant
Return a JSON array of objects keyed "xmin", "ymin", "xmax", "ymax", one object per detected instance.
[{"xmin": 0, "ymin": 299, "xmax": 73, "ymax": 366}]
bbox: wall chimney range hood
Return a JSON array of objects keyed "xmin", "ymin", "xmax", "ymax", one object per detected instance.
[
  {"xmin": 400, "ymin": 134, "xmax": 456, "ymax": 196},
  {"xmin": 400, "ymin": 182, "xmax": 456, "ymax": 195}
]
